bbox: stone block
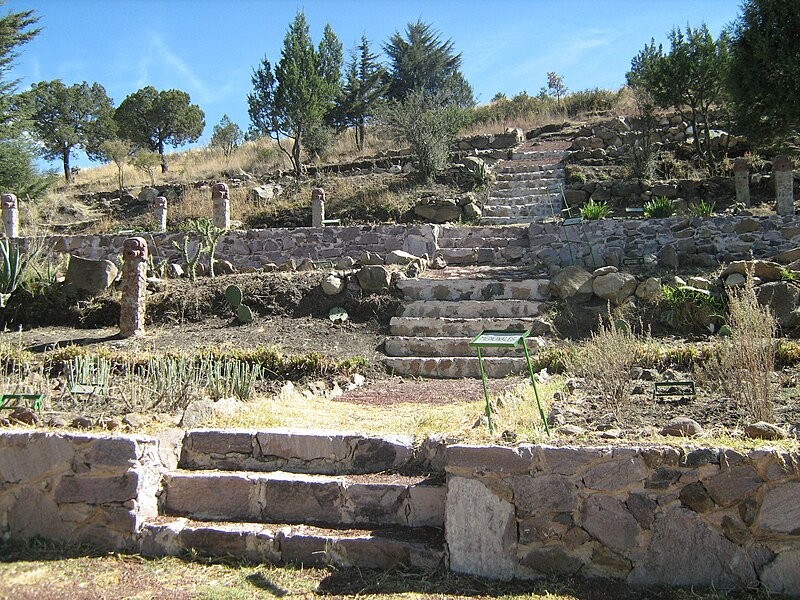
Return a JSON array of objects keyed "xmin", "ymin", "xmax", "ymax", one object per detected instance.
[
  {"xmin": 541, "ymin": 446, "xmax": 607, "ymax": 475},
  {"xmin": 164, "ymin": 473, "xmax": 257, "ymax": 520},
  {"xmin": 519, "ymin": 545, "xmax": 583, "ymax": 576},
  {"xmin": 760, "ymin": 550, "xmax": 800, "ymax": 595},
  {"xmin": 0, "ymin": 433, "xmax": 76, "ymax": 484},
  {"xmin": 8, "ymin": 487, "xmax": 69, "ymax": 540},
  {"xmin": 446, "ymin": 445, "xmax": 532, "ymax": 474},
  {"xmin": 55, "ymin": 473, "xmax": 140, "ymax": 504},
  {"xmin": 581, "ymin": 495, "xmax": 639, "ymax": 552},
  {"xmin": 704, "ymin": 465, "xmax": 762, "ymax": 507},
  {"xmin": 583, "ymin": 457, "xmax": 648, "ymax": 491},
  {"xmin": 262, "ymin": 475, "xmax": 343, "ymax": 523},
  {"xmin": 180, "ymin": 524, "xmax": 250, "ymax": 558},
  {"xmin": 511, "ymin": 474, "xmax": 578, "ymax": 515},
  {"xmin": 446, "ymin": 476, "xmax": 517, "ymax": 580},
  {"xmin": 758, "ymin": 482, "xmax": 800, "ymax": 535}
]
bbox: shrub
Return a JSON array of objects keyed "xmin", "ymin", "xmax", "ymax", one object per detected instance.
[
  {"xmin": 689, "ymin": 199, "xmax": 715, "ymax": 216},
  {"xmin": 566, "ymin": 314, "xmax": 641, "ymax": 416},
  {"xmin": 718, "ymin": 276, "xmax": 777, "ymax": 421},
  {"xmin": 661, "ymin": 285, "xmax": 722, "ymax": 332},
  {"xmin": 580, "ymin": 198, "xmax": 611, "ymax": 220},
  {"xmin": 643, "ymin": 196, "xmax": 675, "ymax": 218}
]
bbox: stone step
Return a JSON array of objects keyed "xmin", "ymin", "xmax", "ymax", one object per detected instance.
[
  {"xmin": 436, "ymin": 235, "xmax": 527, "ymax": 249},
  {"xmin": 384, "ymin": 356, "xmax": 530, "ymax": 378},
  {"xmin": 389, "ymin": 316, "xmax": 550, "ymax": 337},
  {"xmin": 495, "ymin": 169, "xmax": 565, "ymax": 181},
  {"xmin": 384, "ymin": 336, "xmax": 545, "ymax": 357},
  {"xmin": 400, "ymin": 299, "xmax": 544, "ymax": 318},
  {"xmin": 437, "ymin": 247, "xmax": 527, "ymax": 265},
  {"xmin": 480, "ymin": 216, "xmax": 544, "ymax": 225},
  {"xmin": 140, "ymin": 518, "xmax": 445, "ymax": 570},
  {"xmin": 179, "ymin": 428, "xmax": 416, "ymax": 475},
  {"xmin": 495, "ymin": 164, "xmax": 564, "ymax": 175},
  {"xmin": 483, "ymin": 204, "xmax": 554, "ymax": 219},
  {"xmin": 510, "ymin": 150, "xmax": 569, "ymax": 161},
  {"xmin": 437, "ymin": 224, "xmax": 529, "ymax": 239},
  {"xmin": 485, "ymin": 194, "xmax": 559, "ymax": 207},
  {"xmin": 162, "ymin": 470, "xmax": 445, "ymax": 528},
  {"xmin": 491, "ymin": 182, "xmax": 561, "ymax": 194},
  {"xmin": 396, "ymin": 278, "xmax": 548, "ymax": 301}
]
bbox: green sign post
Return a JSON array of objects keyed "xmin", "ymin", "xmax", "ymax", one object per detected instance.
[{"xmin": 468, "ymin": 330, "xmax": 550, "ymax": 436}]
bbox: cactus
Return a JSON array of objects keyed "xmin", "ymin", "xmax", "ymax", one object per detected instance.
[{"xmin": 225, "ymin": 284, "xmax": 253, "ymax": 323}]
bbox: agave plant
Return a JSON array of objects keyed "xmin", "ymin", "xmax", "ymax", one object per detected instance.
[{"xmin": 0, "ymin": 239, "xmax": 26, "ymax": 308}]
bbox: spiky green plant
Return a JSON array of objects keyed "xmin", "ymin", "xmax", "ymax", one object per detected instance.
[
  {"xmin": 689, "ymin": 199, "xmax": 715, "ymax": 216},
  {"xmin": 579, "ymin": 198, "xmax": 611, "ymax": 220},
  {"xmin": 0, "ymin": 239, "xmax": 26, "ymax": 308},
  {"xmin": 643, "ymin": 195, "xmax": 675, "ymax": 218}
]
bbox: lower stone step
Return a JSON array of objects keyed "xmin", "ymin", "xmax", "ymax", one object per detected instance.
[
  {"xmin": 140, "ymin": 517, "xmax": 445, "ymax": 570},
  {"xmin": 483, "ymin": 204, "xmax": 554, "ymax": 219},
  {"xmin": 384, "ymin": 336, "xmax": 545, "ymax": 358},
  {"xmin": 485, "ymin": 194, "xmax": 559, "ymax": 207},
  {"xmin": 163, "ymin": 470, "xmax": 445, "ymax": 528},
  {"xmin": 179, "ymin": 428, "xmax": 415, "ymax": 474},
  {"xmin": 400, "ymin": 300, "xmax": 544, "ymax": 319},
  {"xmin": 389, "ymin": 316, "xmax": 551, "ymax": 337},
  {"xmin": 397, "ymin": 278, "xmax": 548, "ymax": 301},
  {"xmin": 437, "ymin": 247, "xmax": 526, "ymax": 265},
  {"xmin": 384, "ymin": 356, "xmax": 530, "ymax": 378},
  {"xmin": 480, "ymin": 216, "xmax": 541, "ymax": 225}
]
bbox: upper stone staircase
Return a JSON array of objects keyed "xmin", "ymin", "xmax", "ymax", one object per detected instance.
[
  {"xmin": 481, "ymin": 139, "xmax": 572, "ymax": 225},
  {"xmin": 383, "ymin": 266, "xmax": 551, "ymax": 378},
  {"xmin": 140, "ymin": 429, "xmax": 446, "ymax": 569}
]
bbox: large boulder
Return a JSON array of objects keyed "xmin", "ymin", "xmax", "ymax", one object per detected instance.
[
  {"xmin": 549, "ymin": 266, "xmax": 593, "ymax": 301},
  {"xmin": 755, "ymin": 281, "xmax": 800, "ymax": 328},
  {"xmin": 356, "ymin": 265, "xmax": 391, "ymax": 292},
  {"xmin": 593, "ymin": 272, "xmax": 638, "ymax": 305},
  {"xmin": 64, "ymin": 255, "xmax": 118, "ymax": 294},
  {"xmin": 721, "ymin": 260, "xmax": 782, "ymax": 283},
  {"xmin": 138, "ymin": 186, "xmax": 159, "ymax": 204},
  {"xmin": 414, "ymin": 202, "xmax": 460, "ymax": 223}
]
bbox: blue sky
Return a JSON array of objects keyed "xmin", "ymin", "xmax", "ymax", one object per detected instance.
[{"xmin": 7, "ymin": 0, "xmax": 742, "ymax": 169}]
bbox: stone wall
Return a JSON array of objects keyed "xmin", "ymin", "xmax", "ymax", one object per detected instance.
[
  {"xmin": 0, "ymin": 432, "xmax": 162, "ymax": 550},
  {"xmin": 445, "ymin": 443, "xmax": 800, "ymax": 594},
  {"xmin": 22, "ymin": 224, "xmax": 438, "ymax": 271}
]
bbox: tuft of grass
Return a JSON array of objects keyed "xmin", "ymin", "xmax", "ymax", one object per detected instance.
[
  {"xmin": 689, "ymin": 199, "xmax": 715, "ymax": 216},
  {"xmin": 643, "ymin": 195, "xmax": 675, "ymax": 218},
  {"xmin": 579, "ymin": 198, "xmax": 611, "ymax": 220}
]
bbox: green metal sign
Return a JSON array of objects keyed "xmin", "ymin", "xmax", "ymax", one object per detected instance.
[{"xmin": 469, "ymin": 330, "xmax": 550, "ymax": 437}]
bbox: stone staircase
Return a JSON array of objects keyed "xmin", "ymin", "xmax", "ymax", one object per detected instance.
[
  {"xmin": 436, "ymin": 224, "xmax": 530, "ymax": 266},
  {"xmin": 383, "ymin": 266, "xmax": 551, "ymax": 378},
  {"xmin": 140, "ymin": 429, "xmax": 446, "ymax": 569},
  {"xmin": 481, "ymin": 139, "xmax": 572, "ymax": 225}
]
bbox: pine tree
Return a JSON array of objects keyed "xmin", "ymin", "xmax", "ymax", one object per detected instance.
[
  {"xmin": 248, "ymin": 12, "xmax": 341, "ymax": 175},
  {"xmin": 339, "ymin": 35, "xmax": 385, "ymax": 150}
]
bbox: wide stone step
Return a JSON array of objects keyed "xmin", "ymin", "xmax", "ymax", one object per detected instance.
[
  {"xmin": 389, "ymin": 316, "xmax": 550, "ymax": 337},
  {"xmin": 179, "ymin": 428, "xmax": 415, "ymax": 474},
  {"xmin": 495, "ymin": 169, "xmax": 565, "ymax": 181},
  {"xmin": 483, "ymin": 204, "xmax": 554, "ymax": 219},
  {"xmin": 491, "ymin": 182, "xmax": 561, "ymax": 195},
  {"xmin": 437, "ymin": 247, "xmax": 526, "ymax": 265},
  {"xmin": 162, "ymin": 471, "xmax": 445, "ymax": 528},
  {"xmin": 436, "ymin": 235, "xmax": 526, "ymax": 249},
  {"xmin": 480, "ymin": 216, "xmax": 542, "ymax": 225},
  {"xmin": 397, "ymin": 278, "xmax": 548, "ymax": 301},
  {"xmin": 384, "ymin": 336, "xmax": 545, "ymax": 357},
  {"xmin": 485, "ymin": 194, "xmax": 558, "ymax": 207},
  {"xmin": 511, "ymin": 150, "xmax": 569, "ymax": 161},
  {"xmin": 495, "ymin": 164, "xmax": 564, "ymax": 175},
  {"xmin": 437, "ymin": 224, "xmax": 528, "ymax": 239},
  {"xmin": 384, "ymin": 356, "xmax": 529, "ymax": 378},
  {"xmin": 140, "ymin": 518, "xmax": 445, "ymax": 570},
  {"xmin": 400, "ymin": 299, "xmax": 544, "ymax": 318}
]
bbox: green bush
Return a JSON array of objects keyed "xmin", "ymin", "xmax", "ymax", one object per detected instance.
[
  {"xmin": 689, "ymin": 199, "xmax": 715, "ymax": 216},
  {"xmin": 580, "ymin": 198, "xmax": 611, "ymax": 220},
  {"xmin": 643, "ymin": 196, "xmax": 675, "ymax": 218}
]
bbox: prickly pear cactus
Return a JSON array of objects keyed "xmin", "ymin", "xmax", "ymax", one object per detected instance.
[
  {"xmin": 225, "ymin": 284, "xmax": 243, "ymax": 308},
  {"xmin": 236, "ymin": 303, "xmax": 253, "ymax": 324}
]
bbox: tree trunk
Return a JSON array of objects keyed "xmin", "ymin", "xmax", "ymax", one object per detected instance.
[
  {"xmin": 292, "ymin": 133, "xmax": 302, "ymax": 177},
  {"xmin": 159, "ymin": 141, "xmax": 168, "ymax": 173},
  {"xmin": 62, "ymin": 149, "xmax": 71, "ymax": 183},
  {"xmin": 357, "ymin": 122, "xmax": 366, "ymax": 151}
]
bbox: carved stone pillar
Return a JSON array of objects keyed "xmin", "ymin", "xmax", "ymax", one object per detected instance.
[
  {"xmin": 311, "ymin": 187, "xmax": 325, "ymax": 228},
  {"xmin": 154, "ymin": 196, "xmax": 167, "ymax": 232},
  {"xmin": 212, "ymin": 182, "xmax": 230, "ymax": 229},
  {"xmin": 1, "ymin": 193, "xmax": 19, "ymax": 238},
  {"xmin": 119, "ymin": 237, "xmax": 148, "ymax": 338},
  {"xmin": 774, "ymin": 155, "xmax": 794, "ymax": 216},
  {"xmin": 733, "ymin": 158, "xmax": 750, "ymax": 208}
]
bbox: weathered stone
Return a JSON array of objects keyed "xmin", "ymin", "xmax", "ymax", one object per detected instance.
[
  {"xmin": 119, "ymin": 237, "xmax": 148, "ymax": 338},
  {"xmin": 627, "ymin": 506, "xmax": 756, "ymax": 588},
  {"xmin": 679, "ymin": 482, "xmax": 715, "ymax": 513},
  {"xmin": 211, "ymin": 182, "xmax": 230, "ymax": 229},
  {"xmin": 724, "ymin": 273, "xmax": 746, "ymax": 288},
  {"xmin": 446, "ymin": 475, "xmax": 517, "ymax": 580},
  {"xmin": 549, "ymin": 266, "xmax": 593, "ymax": 300},
  {"xmin": 581, "ymin": 495, "xmax": 639, "ymax": 552},
  {"xmin": 626, "ymin": 492, "xmax": 656, "ymax": 530},
  {"xmin": 64, "ymin": 256, "xmax": 118, "ymax": 294},
  {"xmin": 414, "ymin": 203, "xmax": 460, "ymax": 223},
  {"xmin": 447, "ymin": 445, "xmax": 531, "ymax": 474},
  {"xmin": 180, "ymin": 524, "xmax": 249, "ymax": 558},
  {"xmin": 0, "ymin": 433, "xmax": 75, "ymax": 483},
  {"xmin": 658, "ymin": 244, "xmax": 679, "ymax": 269},
  {"xmin": 583, "ymin": 457, "xmax": 648, "ymax": 491},
  {"xmin": 519, "ymin": 545, "xmax": 583, "ymax": 576},
  {"xmin": 592, "ymin": 272, "xmax": 637, "ymax": 304},
  {"xmin": 721, "ymin": 515, "xmax": 750, "ymax": 545},
  {"xmin": 704, "ymin": 465, "xmax": 762, "ymax": 507},
  {"xmin": 721, "ymin": 259, "xmax": 782, "ymax": 282},
  {"xmin": 511, "ymin": 474, "xmax": 578, "ymax": 515},
  {"xmin": 756, "ymin": 282, "xmax": 800, "ymax": 328},
  {"xmin": 635, "ymin": 277, "xmax": 661, "ymax": 302},
  {"xmin": 760, "ymin": 550, "xmax": 800, "ymax": 595},
  {"xmin": 542, "ymin": 447, "xmax": 605, "ymax": 475},
  {"xmin": 385, "ymin": 250, "xmax": 419, "ymax": 265},
  {"xmin": 322, "ymin": 274, "xmax": 345, "ymax": 295},
  {"xmin": 591, "ymin": 545, "xmax": 633, "ymax": 577},
  {"xmin": 645, "ymin": 467, "xmax": 681, "ymax": 489},
  {"xmin": 180, "ymin": 399, "xmax": 214, "ymax": 428},
  {"xmin": 683, "ymin": 448, "xmax": 718, "ymax": 468},
  {"xmin": 261, "ymin": 475, "xmax": 343, "ymax": 523},
  {"xmin": 8, "ymin": 407, "xmax": 39, "ymax": 425},
  {"xmin": 758, "ymin": 482, "xmax": 800, "ymax": 535},
  {"xmin": 165, "ymin": 473, "xmax": 256, "ymax": 520},
  {"xmin": 660, "ymin": 417, "xmax": 703, "ymax": 437},
  {"xmin": 356, "ymin": 265, "xmax": 391, "ymax": 291},
  {"xmin": 745, "ymin": 421, "xmax": 787, "ymax": 440},
  {"xmin": 55, "ymin": 473, "xmax": 140, "ymax": 504}
]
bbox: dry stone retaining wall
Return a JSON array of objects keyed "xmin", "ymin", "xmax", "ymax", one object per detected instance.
[
  {"xmin": 0, "ymin": 431, "xmax": 162, "ymax": 551},
  {"xmin": 446, "ymin": 443, "xmax": 800, "ymax": 594},
  {"xmin": 17, "ymin": 215, "xmax": 800, "ymax": 273}
]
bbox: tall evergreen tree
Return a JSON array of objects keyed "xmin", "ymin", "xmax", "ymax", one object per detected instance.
[
  {"xmin": 19, "ymin": 80, "xmax": 116, "ymax": 181},
  {"xmin": 114, "ymin": 86, "xmax": 205, "ymax": 173},
  {"xmin": 0, "ymin": 2, "xmax": 39, "ymax": 136},
  {"xmin": 248, "ymin": 12, "xmax": 340, "ymax": 175},
  {"xmin": 339, "ymin": 35, "xmax": 385, "ymax": 150},
  {"xmin": 729, "ymin": 0, "xmax": 800, "ymax": 145},
  {"xmin": 383, "ymin": 20, "xmax": 474, "ymax": 108}
]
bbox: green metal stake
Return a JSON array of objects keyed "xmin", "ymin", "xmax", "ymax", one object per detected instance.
[
  {"xmin": 476, "ymin": 347, "xmax": 493, "ymax": 433},
  {"xmin": 522, "ymin": 342, "xmax": 550, "ymax": 436}
]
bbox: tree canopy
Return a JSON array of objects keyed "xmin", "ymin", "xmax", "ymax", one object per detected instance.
[
  {"xmin": 383, "ymin": 20, "xmax": 474, "ymax": 108},
  {"xmin": 338, "ymin": 35, "xmax": 386, "ymax": 150},
  {"xmin": 248, "ymin": 11, "xmax": 341, "ymax": 175},
  {"xmin": 114, "ymin": 86, "xmax": 205, "ymax": 172},
  {"xmin": 728, "ymin": 0, "xmax": 800, "ymax": 145},
  {"xmin": 627, "ymin": 23, "xmax": 730, "ymax": 175},
  {"xmin": 19, "ymin": 80, "xmax": 116, "ymax": 181},
  {"xmin": 210, "ymin": 114, "xmax": 243, "ymax": 160}
]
